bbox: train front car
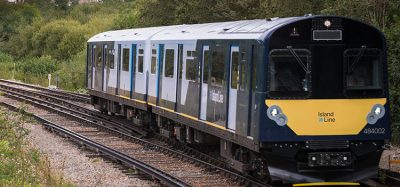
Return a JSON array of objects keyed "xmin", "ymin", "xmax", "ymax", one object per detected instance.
[{"xmin": 261, "ymin": 16, "xmax": 390, "ymax": 182}]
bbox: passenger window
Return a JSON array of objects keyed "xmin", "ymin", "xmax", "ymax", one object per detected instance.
[
  {"xmin": 151, "ymin": 49, "xmax": 157, "ymax": 74},
  {"xmin": 138, "ymin": 49, "xmax": 144, "ymax": 73},
  {"xmin": 165, "ymin": 49, "xmax": 174, "ymax": 77},
  {"xmin": 178, "ymin": 45, "xmax": 183, "ymax": 79},
  {"xmin": 231, "ymin": 51, "xmax": 239, "ymax": 89},
  {"xmin": 240, "ymin": 52, "xmax": 246, "ymax": 91},
  {"xmin": 211, "ymin": 49, "xmax": 225, "ymax": 87},
  {"xmin": 186, "ymin": 50, "xmax": 198, "ymax": 80},
  {"xmin": 104, "ymin": 46, "xmax": 108, "ymax": 68},
  {"xmin": 203, "ymin": 50, "xmax": 210, "ymax": 83},
  {"xmin": 122, "ymin": 48, "xmax": 130, "ymax": 71},
  {"xmin": 95, "ymin": 45, "xmax": 102, "ymax": 68},
  {"xmin": 107, "ymin": 49, "xmax": 115, "ymax": 69}
]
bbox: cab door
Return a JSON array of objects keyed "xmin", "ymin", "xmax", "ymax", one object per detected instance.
[{"xmin": 228, "ymin": 46, "xmax": 239, "ymax": 131}]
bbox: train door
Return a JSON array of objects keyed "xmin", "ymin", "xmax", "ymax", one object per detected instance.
[
  {"xmin": 236, "ymin": 47, "xmax": 250, "ymax": 137},
  {"xmin": 228, "ymin": 46, "xmax": 239, "ymax": 131},
  {"xmin": 87, "ymin": 44, "xmax": 93, "ymax": 89},
  {"xmin": 91, "ymin": 45, "xmax": 95, "ymax": 89},
  {"xmin": 200, "ymin": 45, "xmax": 210, "ymax": 120},
  {"xmin": 134, "ymin": 44, "xmax": 146, "ymax": 100},
  {"xmin": 93, "ymin": 44, "xmax": 103, "ymax": 91},
  {"xmin": 207, "ymin": 43, "xmax": 227, "ymax": 127},
  {"xmin": 176, "ymin": 44, "xmax": 199, "ymax": 116},
  {"xmin": 116, "ymin": 44, "xmax": 121, "ymax": 95},
  {"xmin": 160, "ymin": 44, "xmax": 177, "ymax": 109},
  {"xmin": 147, "ymin": 44, "xmax": 164, "ymax": 105},
  {"xmin": 118, "ymin": 44, "xmax": 132, "ymax": 97},
  {"xmin": 130, "ymin": 44, "xmax": 136, "ymax": 98},
  {"xmin": 105, "ymin": 45, "xmax": 116, "ymax": 94},
  {"xmin": 103, "ymin": 45, "xmax": 108, "ymax": 92},
  {"xmin": 176, "ymin": 44, "xmax": 183, "ymax": 111}
]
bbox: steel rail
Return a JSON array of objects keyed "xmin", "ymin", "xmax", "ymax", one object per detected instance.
[
  {"xmin": 0, "ymin": 82, "xmax": 272, "ymax": 187},
  {"xmin": 0, "ymin": 102, "xmax": 190, "ymax": 187},
  {"xmin": 0, "ymin": 79, "xmax": 90, "ymax": 103},
  {"xmin": 0, "ymin": 84, "xmax": 147, "ymax": 136}
]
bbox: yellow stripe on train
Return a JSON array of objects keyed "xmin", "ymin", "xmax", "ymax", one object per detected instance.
[
  {"xmin": 265, "ymin": 98, "xmax": 386, "ymax": 136},
  {"xmin": 293, "ymin": 182, "xmax": 360, "ymax": 186}
]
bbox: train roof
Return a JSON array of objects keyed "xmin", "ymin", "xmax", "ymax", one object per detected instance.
[{"xmin": 87, "ymin": 17, "xmax": 303, "ymax": 42}]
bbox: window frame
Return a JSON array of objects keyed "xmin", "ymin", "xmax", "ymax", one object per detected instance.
[
  {"xmin": 202, "ymin": 47, "xmax": 210, "ymax": 84},
  {"xmin": 230, "ymin": 47, "xmax": 240, "ymax": 89},
  {"xmin": 211, "ymin": 48, "xmax": 226, "ymax": 87},
  {"xmin": 151, "ymin": 48, "xmax": 157, "ymax": 74},
  {"xmin": 343, "ymin": 48, "xmax": 383, "ymax": 97},
  {"xmin": 267, "ymin": 48, "xmax": 312, "ymax": 99},
  {"xmin": 137, "ymin": 48, "xmax": 144, "ymax": 73},
  {"xmin": 185, "ymin": 50, "xmax": 198, "ymax": 81},
  {"xmin": 95, "ymin": 45, "xmax": 102, "ymax": 68},
  {"xmin": 108, "ymin": 48, "xmax": 115, "ymax": 69},
  {"xmin": 239, "ymin": 51, "xmax": 247, "ymax": 91},
  {"xmin": 164, "ymin": 48, "xmax": 175, "ymax": 78},
  {"xmin": 122, "ymin": 48, "xmax": 130, "ymax": 72}
]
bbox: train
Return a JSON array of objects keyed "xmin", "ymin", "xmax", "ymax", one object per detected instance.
[{"xmin": 86, "ymin": 15, "xmax": 390, "ymax": 183}]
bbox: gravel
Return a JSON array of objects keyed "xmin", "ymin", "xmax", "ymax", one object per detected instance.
[{"xmin": 26, "ymin": 123, "xmax": 156, "ymax": 187}]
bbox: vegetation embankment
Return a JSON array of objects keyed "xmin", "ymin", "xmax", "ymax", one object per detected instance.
[
  {"xmin": 0, "ymin": 0, "xmax": 399, "ymax": 123},
  {"xmin": 0, "ymin": 104, "xmax": 74, "ymax": 186}
]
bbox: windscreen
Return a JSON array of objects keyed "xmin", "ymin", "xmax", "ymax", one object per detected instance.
[
  {"xmin": 268, "ymin": 49, "xmax": 311, "ymax": 98},
  {"xmin": 344, "ymin": 48, "xmax": 383, "ymax": 96}
]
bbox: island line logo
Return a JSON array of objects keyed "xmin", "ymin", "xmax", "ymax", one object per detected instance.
[{"xmin": 318, "ymin": 112, "xmax": 335, "ymax": 124}]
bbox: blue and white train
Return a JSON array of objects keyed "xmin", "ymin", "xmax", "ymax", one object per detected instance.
[{"xmin": 87, "ymin": 15, "xmax": 390, "ymax": 183}]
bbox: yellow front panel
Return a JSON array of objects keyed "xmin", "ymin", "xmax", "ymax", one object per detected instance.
[{"xmin": 265, "ymin": 98, "xmax": 386, "ymax": 136}]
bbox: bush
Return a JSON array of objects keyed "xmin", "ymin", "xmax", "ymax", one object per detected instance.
[
  {"xmin": 18, "ymin": 56, "xmax": 58, "ymax": 76},
  {"xmin": 0, "ymin": 52, "xmax": 13, "ymax": 64}
]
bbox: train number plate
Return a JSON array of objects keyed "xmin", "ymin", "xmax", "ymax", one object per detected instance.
[{"xmin": 363, "ymin": 128, "xmax": 385, "ymax": 134}]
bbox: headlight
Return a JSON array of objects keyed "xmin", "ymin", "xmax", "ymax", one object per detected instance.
[
  {"xmin": 367, "ymin": 104, "xmax": 385, "ymax": 124},
  {"xmin": 267, "ymin": 105, "xmax": 288, "ymax": 126},
  {"xmin": 324, "ymin": 20, "xmax": 332, "ymax": 28}
]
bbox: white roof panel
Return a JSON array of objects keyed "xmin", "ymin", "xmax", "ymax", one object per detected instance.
[{"xmin": 88, "ymin": 17, "xmax": 303, "ymax": 42}]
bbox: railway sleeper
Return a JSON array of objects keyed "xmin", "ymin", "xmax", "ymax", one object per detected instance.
[{"xmin": 94, "ymin": 97, "xmax": 272, "ymax": 183}]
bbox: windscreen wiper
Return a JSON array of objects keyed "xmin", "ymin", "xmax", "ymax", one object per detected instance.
[
  {"xmin": 286, "ymin": 46, "xmax": 310, "ymax": 74},
  {"xmin": 348, "ymin": 45, "xmax": 367, "ymax": 73}
]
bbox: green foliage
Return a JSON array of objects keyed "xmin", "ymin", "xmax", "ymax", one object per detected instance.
[
  {"xmin": 19, "ymin": 56, "xmax": 58, "ymax": 76},
  {"xmin": 0, "ymin": 0, "xmax": 399, "ymax": 123},
  {"xmin": 31, "ymin": 20, "xmax": 83, "ymax": 60},
  {"xmin": 112, "ymin": 9, "xmax": 138, "ymax": 29},
  {"xmin": 56, "ymin": 50, "xmax": 87, "ymax": 90},
  {"xmin": 0, "ymin": 1, "xmax": 41, "ymax": 43},
  {"xmin": 0, "ymin": 52, "xmax": 14, "ymax": 63},
  {"xmin": 0, "ymin": 107, "xmax": 75, "ymax": 186},
  {"xmin": 386, "ymin": 15, "xmax": 400, "ymax": 123}
]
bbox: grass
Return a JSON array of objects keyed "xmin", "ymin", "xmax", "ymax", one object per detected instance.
[{"xmin": 0, "ymin": 105, "xmax": 75, "ymax": 187}]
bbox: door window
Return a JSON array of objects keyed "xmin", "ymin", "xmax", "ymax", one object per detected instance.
[
  {"xmin": 138, "ymin": 49, "xmax": 144, "ymax": 73},
  {"xmin": 151, "ymin": 48, "xmax": 157, "ymax": 74},
  {"xmin": 165, "ymin": 49, "xmax": 174, "ymax": 77},
  {"xmin": 122, "ymin": 48, "xmax": 129, "ymax": 71}
]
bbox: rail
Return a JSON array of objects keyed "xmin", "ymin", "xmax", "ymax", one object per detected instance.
[
  {"xmin": 1, "ymin": 102, "xmax": 189, "ymax": 186},
  {"xmin": 0, "ymin": 79, "xmax": 90, "ymax": 103},
  {"xmin": 0, "ymin": 80, "xmax": 272, "ymax": 187}
]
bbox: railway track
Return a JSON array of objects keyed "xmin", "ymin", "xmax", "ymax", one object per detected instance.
[
  {"xmin": 0, "ymin": 81, "xmax": 271, "ymax": 187},
  {"xmin": 0, "ymin": 79, "xmax": 90, "ymax": 104},
  {"xmin": 384, "ymin": 170, "xmax": 400, "ymax": 186}
]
